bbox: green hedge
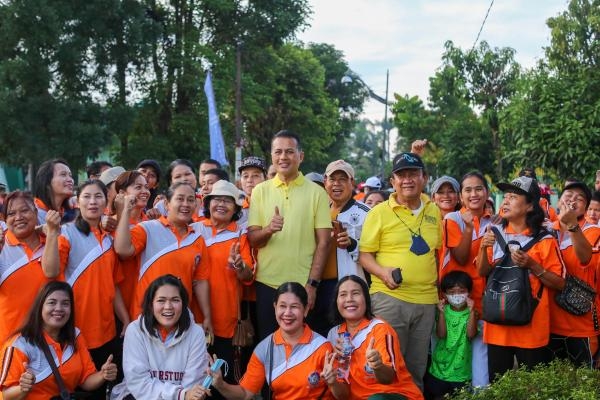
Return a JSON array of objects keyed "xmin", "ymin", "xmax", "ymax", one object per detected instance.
[{"xmin": 449, "ymin": 360, "xmax": 600, "ymax": 400}]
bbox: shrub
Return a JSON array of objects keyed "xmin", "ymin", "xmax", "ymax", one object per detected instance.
[{"xmin": 449, "ymin": 359, "xmax": 600, "ymax": 400}]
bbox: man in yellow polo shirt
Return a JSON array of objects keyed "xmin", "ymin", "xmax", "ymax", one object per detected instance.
[
  {"xmin": 359, "ymin": 152, "xmax": 442, "ymax": 392},
  {"xmin": 248, "ymin": 130, "xmax": 332, "ymax": 340}
]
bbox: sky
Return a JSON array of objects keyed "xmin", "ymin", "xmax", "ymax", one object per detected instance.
[{"xmin": 297, "ymin": 0, "xmax": 569, "ymax": 121}]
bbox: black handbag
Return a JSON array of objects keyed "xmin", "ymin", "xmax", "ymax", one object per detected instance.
[{"xmin": 555, "ymin": 275, "xmax": 596, "ymax": 316}]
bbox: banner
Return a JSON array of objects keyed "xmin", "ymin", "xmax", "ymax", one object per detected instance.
[{"xmin": 204, "ymin": 71, "xmax": 229, "ymax": 166}]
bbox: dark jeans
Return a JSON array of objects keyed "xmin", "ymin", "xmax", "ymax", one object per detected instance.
[
  {"xmin": 255, "ymin": 282, "xmax": 278, "ymax": 341},
  {"xmin": 487, "ymin": 343, "xmax": 550, "ymax": 382},
  {"xmin": 546, "ymin": 333, "xmax": 594, "ymax": 367},
  {"xmin": 306, "ymin": 278, "xmax": 337, "ymax": 337}
]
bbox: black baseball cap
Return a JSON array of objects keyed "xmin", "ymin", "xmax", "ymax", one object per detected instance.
[{"xmin": 392, "ymin": 152, "xmax": 425, "ymax": 173}]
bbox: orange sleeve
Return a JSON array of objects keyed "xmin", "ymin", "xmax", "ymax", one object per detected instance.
[
  {"xmin": 76, "ymin": 335, "xmax": 98, "ymax": 385},
  {"xmin": 58, "ymin": 236, "xmax": 71, "ymax": 276},
  {"xmin": 239, "ymin": 352, "xmax": 265, "ymax": 395},
  {"xmin": 0, "ymin": 345, "xmax": 27, "ymax": 390},
  {"xmin": 112, "ymin": 250, "xmax": 125, "ymax": 285},
  {"xmin": 130, "ymin": 225, "xmax": 147, "ymax": 256},
  {"xmin": 444, "ymin": 217, "xmax": 463, "ymax": 249},
  {"xmin": 196, "ymin": 242, "xmax": 211, "ymax": 281}
]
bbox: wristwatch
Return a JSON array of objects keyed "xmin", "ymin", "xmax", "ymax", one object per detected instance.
[{"xmin": 306, "ymin": 278, "xmax": 320, "ymax": 288}]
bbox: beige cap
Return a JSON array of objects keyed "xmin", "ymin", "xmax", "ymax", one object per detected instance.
[
  {"xmin": 204, "ymin": 180, "xmax": 243, "ymax": 206},
  {"xmin": 99, "ymin": 166, "xmax": 126, "ymax": 186},
  {"xmin": 324, "ymin": 160, "xmax": 354, "ymax": 179}
]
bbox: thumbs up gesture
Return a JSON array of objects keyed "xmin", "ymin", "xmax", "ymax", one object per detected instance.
[
  {"xmin": 480, "ymin": 223, "xmax": 496, "ymax": 249},
  {"xmin": 365, "ymin": 338, "xmax": 382, "ymax": 371},
  {"xmin": 19, "ymin": 362, "xmax": 36, "ymax": 392},
  {"xmin": 100, "ymin": 354, "xmax": 117, "ymax": 381},
  {"xmin": 267, "ymin": 206, "xmax": 284, "ymax": 234}
]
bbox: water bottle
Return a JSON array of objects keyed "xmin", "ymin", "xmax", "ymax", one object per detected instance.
[{"xmin": 337, "ymin": 332, "xmax": 354, "ymax": 382}]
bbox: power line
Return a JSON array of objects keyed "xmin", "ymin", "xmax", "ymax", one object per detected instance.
[{"xmin": 471, "ymin": 0, "xmax": 495, "ymax": 51}]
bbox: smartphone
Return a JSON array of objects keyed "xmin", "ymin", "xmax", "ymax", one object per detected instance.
[
  {"xmin": 332, "ymin": 220, "xmax": 346, "ymax": 236},
  {"xmin": 391, "ymin": 268, "xmax": 403, "ymax": 284}
]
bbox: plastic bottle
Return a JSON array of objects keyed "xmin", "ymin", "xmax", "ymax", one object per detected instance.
[{"xmin": 337, "ymin": 332, "xmax": 354, "ymax": 382}]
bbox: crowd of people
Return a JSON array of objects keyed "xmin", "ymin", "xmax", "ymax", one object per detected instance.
[{"xmin": 0, "ymin": 131, "xmax": 598, "ymax": 400}]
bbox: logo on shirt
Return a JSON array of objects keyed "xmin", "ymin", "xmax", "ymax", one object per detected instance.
[
  {"xmin": 424, "ymin": 215, "xmax": 437, "ymax": 225},
  {"xmin": 307, "ymin": 371, "xmax": 321, "ymax": 387},
  {"xmin": 349, "ymin": 213, "xmax": 360, "ymax": 226}
]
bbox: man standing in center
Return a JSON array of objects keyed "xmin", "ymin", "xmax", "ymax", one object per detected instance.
[
  {"xmin": 359, "ymin": 152, "xmax": 442, "ymax": 391},
  {"xmin": 247, "ymin": 130, "xmax": 331, "ymax": 340}
]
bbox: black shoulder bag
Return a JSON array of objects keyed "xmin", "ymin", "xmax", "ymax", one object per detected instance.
[{"xmin": 42, "ymin": 341, "xmax": 91, "ymax": 400}]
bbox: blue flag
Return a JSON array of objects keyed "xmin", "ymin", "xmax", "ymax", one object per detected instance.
[{"xmin": 204, "ymin": 71, "xmax": 229, "ymax": 166}]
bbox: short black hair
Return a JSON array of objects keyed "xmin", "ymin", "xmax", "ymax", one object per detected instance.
[
  {"xmin": 140, "ymin": 274, "xmax": 191, "ymax": 339},
  {"xmin": 591, "ymin": 191, "xmax": 600, "ymax": 204},
  {"xmin": 440, "ymin": 271, "xmax": 473, "ymax": 293},
  {"xmin": 204, "ymin": 168, "xmax": 229, "ymax": 182},
  {"xmin": 272, "ymin": 130, "xmax": 301, "ymax": 150},
  {"xmin": 200, "ymin": 159, "xmax": 222, "ymax": 169},
  {"xmin": 166, "ymin": 159, "xmax": 196, "ymax": 186},
  {"xmin": 86, "ymin": 161, "xmax": 113, "ymax": 178}
]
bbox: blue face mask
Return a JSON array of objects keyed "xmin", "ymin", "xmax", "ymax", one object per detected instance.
[{"xmin": 410, "ymin": 234, "xmax": 430, "ymax": 256}]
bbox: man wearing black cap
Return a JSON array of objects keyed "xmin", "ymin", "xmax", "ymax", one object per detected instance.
[
  {"xmin": 359, "ymin": 152, "xmax": 442, "ymax": 391},
  {"xmin": 238, "ymin": 156, "xmax": 267, "ymax": 226}
]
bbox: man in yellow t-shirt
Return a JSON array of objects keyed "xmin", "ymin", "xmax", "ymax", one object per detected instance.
[
  {"xmin": 248, "ymin": 130, "xmax": 332, "ymax": 340},
  {"xmin": 359, "ymin": 152, "xmax": 442, "ymax": 392}
]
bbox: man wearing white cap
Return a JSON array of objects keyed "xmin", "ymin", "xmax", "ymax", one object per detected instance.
[{"xmin": 308, "ymin": 160, "xmax": 370, "ymax": 336}]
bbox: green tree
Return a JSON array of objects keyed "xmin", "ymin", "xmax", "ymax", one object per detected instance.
[
  {"xmin": 501, "ymin": 0, "xmax": 600, "ymax": 184},
  {"xmin": 435, "ymin": 40, "xmax": 520, "ymax": 180},
  {"xmin": 341, "ymin": 119, "xmax": 384, "ymax": 180}
]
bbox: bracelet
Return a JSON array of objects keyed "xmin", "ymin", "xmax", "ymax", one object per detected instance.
[
  {"xmin": 567, "ymin": 224, "xmax": 580, "ymax": 232},
  {"xmin": 535, "ymin": 268, "xmax": 547, "ymax": 278}
]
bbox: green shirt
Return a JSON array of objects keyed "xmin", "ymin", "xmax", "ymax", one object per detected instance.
[{"xmin": 429, "ymin": 305, "xmax": 472, "ymax": 382}]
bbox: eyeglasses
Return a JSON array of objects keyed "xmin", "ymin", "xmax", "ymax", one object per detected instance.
[{"xmin": 211, "ymin": 196, "xmax": 235, "ymax": 206}]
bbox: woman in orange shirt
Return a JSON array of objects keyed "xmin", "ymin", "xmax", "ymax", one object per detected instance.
[
  {"xmin": 114, "ymin": 182, "xmax": 210, "ymax": 331},
  {"xmin": 328, "ymin": 275, "xmax": 423, "ymax": 400},
  {"xmin": 44, "ymin": 180, "xmax": 128, "ymax": 397},
  {"xmin": 0, "ymin": 191, "xmax": 60, "ymax": 343},
  {"xmin": 476, "ymin": 176, "xmax": 564, "ymax": 381},
  {"xmin": 113, "ymin": 171, "xmax": 151, "ymax": 318},
  {"xmin": 0, "ymin": 281, "xmax": 117, "ymax": 400},
  {"xmin": 33, "ymin": 159, "xmax": 76, "ymax": 225},
  {"xmin": 196, "ymin": 180, "xmax": 253, "ymax": 395},
  {"xmin": 205, "ymin": 282, "xmax": 346, "ymax": 400}
]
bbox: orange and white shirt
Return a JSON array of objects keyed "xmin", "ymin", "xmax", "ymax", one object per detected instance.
[
  {"xmin": 0, "ymin": 231, "xmax": 51, "ymax": 343},
  {"xmin": 483, "ymin": 226, "xmax": 564, "ymax": 348},
  {"xmin": 441, "ymin": 208, "xmax": 492, "ymax": 314},
  {"xmin": 0, "ymin": 330, "xmax": 97, "ymax": 400},
  {"xmin": 128, "ymin": 216, "xmax": 206, "ymax": 321},
  {"xmin": 240, "ymin": 325, "xmax": 334, "ymax": 399},
  {"xmin": 117, "ymin": 214, "xmax": 148, "ymax": 320},
  {"xmin": 327, "ymin": 318, "xmax": 423, "ymax": 400},
  {"xmin": 59, "ymin": 223, "xmax": 122, "ymax": 349},
  {"xmin": 549, "ymin": 220, "xmax": 600, "ymax": 337},
  {"xmin": 196, "ymin": 220, "xmax": 254, "ymax": 338}
]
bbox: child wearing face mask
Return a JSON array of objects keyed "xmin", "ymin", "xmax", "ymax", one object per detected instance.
[{"xmin": 425, "ymin": 271, "xmax": 477, "ymax": 400}]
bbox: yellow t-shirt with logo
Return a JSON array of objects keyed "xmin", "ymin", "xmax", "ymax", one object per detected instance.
[{"xmin": 360, "ymin": 193, "xmax": 441, "ymax": 304}]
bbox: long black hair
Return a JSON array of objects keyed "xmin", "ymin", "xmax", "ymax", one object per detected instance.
[
  {"xmin": 140, "ymin": 274, "xmax": 191, "ymax": 339},
  {"xmin": 330, "ymin": 275, "xmax": 374, "ymax": 326},
  {"xmin": 33, "ymin": 158, "xmax": 73, "ymax": 212},
  {"xmin": 19, "ymin": 281, "xmax": 77, "ymax": 350}
]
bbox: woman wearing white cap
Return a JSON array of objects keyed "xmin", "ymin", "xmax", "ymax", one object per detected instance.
[
  {"xmin": 430, "ymin": 175, "xmax": 461, "ymax": 218},
  {"xmin": 195, "ymin": 180, "xmax": 254, "ymax": 397}
]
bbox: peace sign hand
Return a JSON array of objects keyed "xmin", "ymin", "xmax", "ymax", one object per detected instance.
[
  {"xmin": 320, "ymin": 351, "xmax": 337, "ymax": 385},
  {"xmin": 228, "ymin": 241, "xmax": 242, "ymax": 269}
]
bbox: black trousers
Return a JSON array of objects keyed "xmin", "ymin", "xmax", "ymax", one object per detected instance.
[{"xmin": 487, "ymin": 343, "xmax": 550, "ymax": 382}]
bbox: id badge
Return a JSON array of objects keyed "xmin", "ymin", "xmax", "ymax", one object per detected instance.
[{"xmin": 410, "ymin": 234, "xmax": 430, "ymax": 256}]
